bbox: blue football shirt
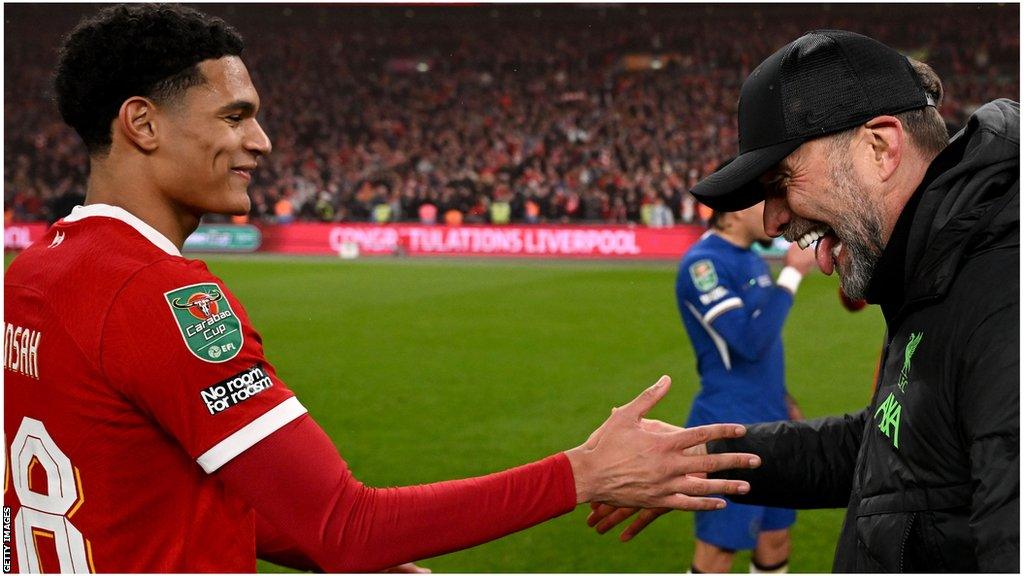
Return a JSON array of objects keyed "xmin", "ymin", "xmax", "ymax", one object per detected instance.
[{"xmin": 675, "ymin": 232, "xmax": 793, "ymax": 426}]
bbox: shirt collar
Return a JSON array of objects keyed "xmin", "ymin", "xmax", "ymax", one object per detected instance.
[{"xmin": 62, "ymin": 204, "xmax": 182, "ymax": 257}]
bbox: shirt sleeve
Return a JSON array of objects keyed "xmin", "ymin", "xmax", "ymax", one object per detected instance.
[
  {"xmin": 676, "ymin": 255, "xmax": 794, "ymax": 363},
  {"xmin": 221, "ymin": 414, "xmax": 577, "ymax": 572},
  {"xmin": 707, "ymin": 409, "xmax": 869, "ymax": 508},
  {"xmin": 100, "ymin": 258, "xmax": 306, "ymax": 473}
]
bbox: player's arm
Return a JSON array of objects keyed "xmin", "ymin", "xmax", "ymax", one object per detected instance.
[
  {"xmin": 694, "ymin": 244, "xmax": 814, "ymax": 362},
  {"xmin": 255, "ymin": 511, "xmax": 322, "ymax": 571},
  {"xmin": 706, "ymin": 294, "xmax": 791, "ymax": 361},
  {"xmin": 258, "ymin": 512, "xmax": 431, "ymax": 573},
  {"xmin": 217, "ymin": 378, "xmax": 761, "ymax": 572},
  {"xmin": 677, "ymin": 260, "xmax": 796, "ymax": 363},
  {"xmin": 223, "ymin": 414, "xmax": 571, "ymax": 573},
  {"xmin": 957, "ymin": 304, "xmax": 1019, "ymax": 572}
]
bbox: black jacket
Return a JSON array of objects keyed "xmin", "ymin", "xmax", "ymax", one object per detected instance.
[{"xmin": 711, "ymin": 99, "xmax": 1019, "ymax": 572}]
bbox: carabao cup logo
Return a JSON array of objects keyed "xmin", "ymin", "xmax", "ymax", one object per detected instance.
[
  {"xmin": 171, "ymin": 289, "xmax": 223, "ymax": 320},
  {"xmin": 164, "ymin": 283, "xmax": 243, "ymax": 363}
]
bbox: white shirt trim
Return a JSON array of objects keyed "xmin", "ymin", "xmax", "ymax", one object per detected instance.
[
  {"xmin": 62, "ymin": 203, "xmax": 182, "ymax": 256},
  {"xmin": 196, "ymin": 397, "xmax": 307, "ymax": 473},
  {"xmin": 686, "ymin": 302, "xmax": 733, "ymax": 371},
  {"xmin": 703, "ymin": 297, "xmax": 743, "ymax": 324}
]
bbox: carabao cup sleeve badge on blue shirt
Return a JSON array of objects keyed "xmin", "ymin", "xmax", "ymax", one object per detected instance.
[
  {"xmin": 689, "ymin": 259, "xmax": 719, "ymax": 292},
  {"xmin": 164, "ymin": 283, "xmax": 244, "ymax": 363}
]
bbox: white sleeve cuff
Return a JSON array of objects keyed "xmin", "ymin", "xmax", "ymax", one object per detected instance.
[
  {"xmin": 196, "ymin": 397, "xmax": 307, "ymax": 473},
  {"xmin": 703, "ymin": 297, "xmax": 744, "ymax": 324},
  {"xmin": 776, "ymin": 266, "xmax": 803, "ymax": 295}
]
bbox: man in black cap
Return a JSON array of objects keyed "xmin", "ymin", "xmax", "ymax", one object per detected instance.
[{"xmin": 590, "ymin": 30, "xmax": 1018, "ymax": 572}]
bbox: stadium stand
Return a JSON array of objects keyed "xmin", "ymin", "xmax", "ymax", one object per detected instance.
[{"xmin": 5, "ymin": 4, "xmax": 1018, "ymax": 225}]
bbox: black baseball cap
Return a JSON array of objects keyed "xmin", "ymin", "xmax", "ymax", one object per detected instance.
[{"xmin": 692, "ymin": 30, "xmax": 934, "ymax": 211}]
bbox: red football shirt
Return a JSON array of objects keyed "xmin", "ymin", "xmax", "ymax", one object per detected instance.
[{"xmin": 4, "ymin": 204, "xmax": 306, "ymax": 572}]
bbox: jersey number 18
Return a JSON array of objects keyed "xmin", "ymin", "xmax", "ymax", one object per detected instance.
[{"xmin": 6, "ymin": 417, "xmax": 92, "ymax": 573}]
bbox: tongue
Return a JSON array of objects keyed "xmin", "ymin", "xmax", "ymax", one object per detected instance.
[{"xmin": 816, "ymin": 233, "xmax": 837, "ymax": 275}]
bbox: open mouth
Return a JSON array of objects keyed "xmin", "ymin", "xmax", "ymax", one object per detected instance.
[{"xmin": 796, "ymin": 224, "xmax": 842, "ymax": 275}]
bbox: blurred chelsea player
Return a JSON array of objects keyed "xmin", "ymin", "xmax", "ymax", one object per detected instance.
[{"xmin": 675, "ymin": 192, "xmax": 815, "ymax": 574}]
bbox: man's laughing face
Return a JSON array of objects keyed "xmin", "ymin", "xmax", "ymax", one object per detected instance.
[{"xmin": 761, "ymin": 136, "xmax": 886, "ymax": 299}]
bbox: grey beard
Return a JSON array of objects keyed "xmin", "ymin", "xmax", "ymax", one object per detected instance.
[
  {"xmin": 837, "ymin": 221, "xmax": 883, "ymax": 299},
  {"xmin": 828, "ymin": 160, "xmax": 886, "ymax": 300}
]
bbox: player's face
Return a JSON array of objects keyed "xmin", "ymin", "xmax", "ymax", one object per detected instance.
[
  {"xmin": 152, "ymin": 56, "xmax": 271, "ymax": 217},
  {"xmin": 760, "ymin": 137, "xmax": 886, "ymax": 299}
]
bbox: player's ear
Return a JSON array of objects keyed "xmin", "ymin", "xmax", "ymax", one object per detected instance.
[
  {"xmin": 862, "ymin": 115, "xmax": 903, "ymax": 183},
  {"xmin": 116, "ymin": 97, "xmax": 160, "ymax": 152}
]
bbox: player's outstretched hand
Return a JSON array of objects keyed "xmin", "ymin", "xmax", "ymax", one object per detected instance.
[
  {"xmin": 587, "ymin": 503, "xmax": 670, "ymax": 542},
  {"xmin": 564, "ymin": 375, "xmax": 760, "ymax": 510},
  {"xmin": 783, "ymin": 241, "xmax": 816, "ymax": 275}
]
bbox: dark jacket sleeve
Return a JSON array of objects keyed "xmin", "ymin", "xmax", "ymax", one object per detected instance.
[
  {"xmin": 707, "ymin": 409, "xmax": 868, "ymax": 509},
  {"xmin": 957, "ymin": 303, "xmax": 1020, "ymax": 573}
]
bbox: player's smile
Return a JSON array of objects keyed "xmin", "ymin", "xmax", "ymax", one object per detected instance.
[{"xmin": 230, "ymin": 164, "xmax": 256, "ymax": 182}]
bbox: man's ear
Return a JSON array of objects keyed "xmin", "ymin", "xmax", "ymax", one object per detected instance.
[
  {"xmin": 862, "ymin": 115, "xmax": 904, "ymax": 183},
  {"xmin": 116, "ymin": 97, "xmax": 160, "ymax": 152}
]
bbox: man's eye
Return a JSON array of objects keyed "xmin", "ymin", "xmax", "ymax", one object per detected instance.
[
  {"xmin": 767, "ymin": 176, "xmax": 787, "ymax": 194},
  {"xmin": 226, "ymin": 115, "xmax": 243, "ymax": 123}
]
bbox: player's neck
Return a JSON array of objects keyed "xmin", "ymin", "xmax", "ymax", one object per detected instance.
[
  {"xmin": 84, "ymin": 158, "xmax": 200, "ymax": 251},
  {"xmin": 712, "ymin": 228, "xmax": 753, "ymax": 250}
]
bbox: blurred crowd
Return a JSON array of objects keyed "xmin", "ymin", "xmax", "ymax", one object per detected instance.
[{"xmin": 5, "ymin": 4, "xmax": 1018, "ymax": 225}]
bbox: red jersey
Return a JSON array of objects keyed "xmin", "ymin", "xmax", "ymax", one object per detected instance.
[{"xmin": 4, "ymin": 204, "xmax": 306, "ymax": 572}]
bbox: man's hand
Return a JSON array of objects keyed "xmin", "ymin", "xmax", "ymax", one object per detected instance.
[
  {"xmin": 583, "ymin": 425, "xmax": 714, "ymax": 541},
  {"xmin": 564, "ymin": 375, "xmax": 760, "ymax": 510},
  {"xmin": 586, "ymin": 503, "xmax": 671, "ymax": 542}
]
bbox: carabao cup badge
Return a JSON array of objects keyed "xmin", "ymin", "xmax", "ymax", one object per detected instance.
[
  {"xmin": 689, "ymin": 259, "xmax": 719, "ymax": 292},
  {"xmin": 164, "ymin": 283, "xmax": 244, "ymax": 363}
]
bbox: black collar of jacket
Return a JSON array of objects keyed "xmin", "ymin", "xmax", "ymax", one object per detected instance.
[
  {"xmin": 864, "ymin": 99, "xmax": 1020, "ymax": 326},
  {"xmin": 864, "ymin": 182, "xmax": 926, "ymax": 322}
]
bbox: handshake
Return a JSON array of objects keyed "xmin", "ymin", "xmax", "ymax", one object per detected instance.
[{"xmin": 564, "ymin": 375, "xmax": 759, "ymax": 540}]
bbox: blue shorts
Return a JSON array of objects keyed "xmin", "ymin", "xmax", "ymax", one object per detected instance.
[{"xmin": 694, "ymin": 501, "xmax": 796, "ymax": 551}]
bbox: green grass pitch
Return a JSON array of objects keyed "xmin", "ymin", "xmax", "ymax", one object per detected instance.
[{"xmin": 6, "ymin": 253, "xmax": 885, "ymax": 572}]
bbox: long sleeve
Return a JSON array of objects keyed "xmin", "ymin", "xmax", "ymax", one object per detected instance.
[
  {"xmin": 706, "ymin": 287, "xmax": 793, "ymax": 362},
  {"xmin": 676, "ymin": 253, "xmax": 794, "ymax": 364},
  {"xmin": 707, "ymin": 409, "xmax": 869, "ymax": 509},
  {"xmin": 218, "ymin": 414, "xmax": 577, "ymax": 572}
]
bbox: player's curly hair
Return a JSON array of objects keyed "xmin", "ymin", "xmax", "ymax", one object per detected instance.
[{"xmin": 55, "ymin": 4, "xmax": 244, "ymax": 155}]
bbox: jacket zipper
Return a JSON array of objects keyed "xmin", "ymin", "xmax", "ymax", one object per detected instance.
[{"xmin": 897, "ymin": 512, "xmax": 917, "ymax": 571}]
